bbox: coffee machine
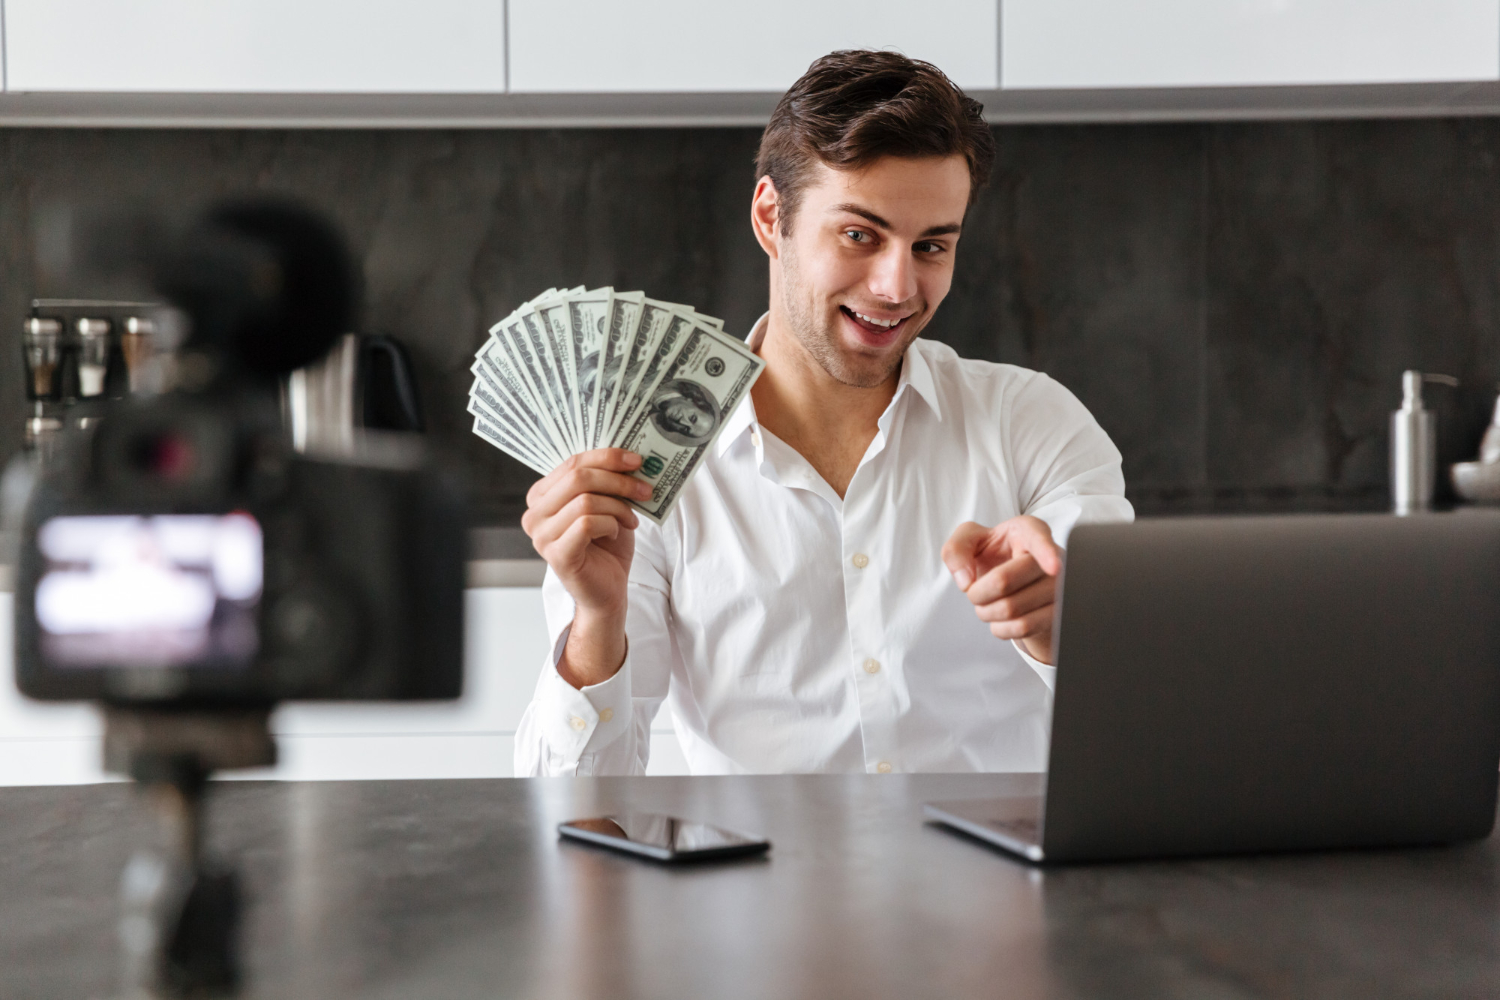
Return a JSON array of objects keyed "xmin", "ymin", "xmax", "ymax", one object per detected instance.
[
  {"xmin": 21, "ymin": 299, "xmax": 172, "ymax": 461},
  {"xmin": 23, "ymin": 301, "xmax": 425, "ymax": 464}
]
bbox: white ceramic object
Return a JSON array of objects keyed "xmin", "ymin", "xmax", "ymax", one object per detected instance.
[{"xmin": 1452, "ymin": 461, "xmax": 1500, "ymax": 504}]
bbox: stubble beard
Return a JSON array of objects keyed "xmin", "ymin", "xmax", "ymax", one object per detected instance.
[{"xmin": 778, "ymin": 239, "xmax": 918, "ymax": 390}]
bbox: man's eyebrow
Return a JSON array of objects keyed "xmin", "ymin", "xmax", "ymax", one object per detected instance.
[
  {"xmin": 829, "ymin": 203, "xmax": 963, "ymax": 240},
  {"xmin": 920, "ymin": 222, "xmax": 963, "ymax": 238},
  {"xmin": 830, "ymin": 203, "xmax": 892, "ymax": 229}
]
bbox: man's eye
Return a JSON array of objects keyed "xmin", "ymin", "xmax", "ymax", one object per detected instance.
[
  {"xmin": 846, "ymin": 230, "xmax": 870, "ymax": 243},
  {"xmin": 915, "ymin": 241, "xmax": 945, "ymax": 254}
]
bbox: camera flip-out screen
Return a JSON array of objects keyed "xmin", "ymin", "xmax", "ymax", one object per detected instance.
[{"xmin": 34, "ymin": 514, "xmax": 263, "ymax": 669}]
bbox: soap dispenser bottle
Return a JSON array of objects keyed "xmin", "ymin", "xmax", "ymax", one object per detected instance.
[{"xmin": 1391, "ymin": 370, "xmax": 1459, "ymax": 514}]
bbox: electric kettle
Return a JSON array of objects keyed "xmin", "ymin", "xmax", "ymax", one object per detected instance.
[{"xmin": 285, "ymin": 333, "xmax": 424, "ymax": 454}]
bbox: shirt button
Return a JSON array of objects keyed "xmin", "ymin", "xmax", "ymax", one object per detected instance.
[
  {"xmin": 569, "ymin": 715, "xmax": 586, "ymax": 732},
  {"xmin": 863, "ymin": 658, "xmax": 881, "ymax": 675},
  {"xmin": 851, "ymin": 552, "xmax": 869, "ymax": 569},
  {"xmin": 876, "ymin": 761, "xmax": 893, "ymax": 774},
  {"xmin": 598, "ymin": 708, "xmax": 614, "ymax": 723}
]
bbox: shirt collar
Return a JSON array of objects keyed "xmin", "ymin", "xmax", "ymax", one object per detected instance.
[
  {"xmin": 895, "ymin": 337, "xmax": 943, "ymax": 423},
  {"xmin": 715, "ymin": 311, "xmax": 944, "ymax": 459},
  {"xmin": 715, "ymin": 314, "xmax": 768, "ymax": 458}
]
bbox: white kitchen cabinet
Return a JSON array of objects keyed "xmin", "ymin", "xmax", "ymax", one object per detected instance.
[
  {"xmin": 4, "ymin": 0, "xmax": 506, "ymax": 93},
  {"xmin": 507, "ymin": 0, "xmax": 999, "ymax": 93},
  {"xmin": 0, "ymin": 589, "xmax": 688, "ymax": 784},
  {"xmin": 1002, "ymin": 0, "xmax": 1500, "ymax": 89}
]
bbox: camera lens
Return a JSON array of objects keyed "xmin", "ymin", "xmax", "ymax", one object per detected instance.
[{"xmin": 130, "ymin": 431, "xmax": 197, "ymax": 480}]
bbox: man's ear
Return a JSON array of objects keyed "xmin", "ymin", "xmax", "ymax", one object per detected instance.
[{"xmin": 750, "ymin": 176, "xmax": 782, "ymax": 259}]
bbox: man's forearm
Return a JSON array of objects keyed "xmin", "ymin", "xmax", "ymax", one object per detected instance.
[{"xmin": 557, "ymin": 606, "xmax": 628, "ymax": 689}]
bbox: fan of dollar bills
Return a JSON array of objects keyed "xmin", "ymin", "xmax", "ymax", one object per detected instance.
[{"xmin": 470, "ymin": 287, "xmax": 765, "ymax": 524}]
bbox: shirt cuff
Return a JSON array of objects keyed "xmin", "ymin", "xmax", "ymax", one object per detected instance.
[
  {"xmin": 1012, "ymin": 639, "xmax": 1057, "ymax": 692},
  {"xmin": 534, "ymin": 622, "xmax": 634, "ymax": 760}
]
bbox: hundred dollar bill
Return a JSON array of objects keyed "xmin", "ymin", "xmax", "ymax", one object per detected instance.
[
  {"xmin": 471, "ymin": 413, "xmax": 553, "ymax": 476},
  {"xmin": 554, "ymin": 287, "xmax": 613, "ymax": 448},
  {"xmin": 609, "ymin": 310, "xmax": 698, "ymax": 447},
  {"xmin": 517, "ymin": 307, "xmax": 581, "ymax": 453},
  {"xmin": 469, "ymin": 287, "xmax": 741, "ymax": 509},
  {"xmin": 616, "ymin": 322, "xmax": 765, "ymax": 523},
  {"xmin": 494, "ymin": 312, "xmax": 576, "ymax": 454},
  {"xmin": 472, "ymin": 347, "xmax": 566, "ymax": 466},
  {"xmin": 480, "ymin": 317, "xmax": 555, "ymax": 427},
  {"xmin": 531, "ymin": 294, "xmax": 582, "ymax": 444},
  {"xmin": 468, "ymin": 396, "xmax": 552, "ymax": 470},
  {"xmin": 586, "ymin": 291, "xmax": 641, "ymax": 446},
  {"xmin": 468, "ymin": 367, "xmax": 563, "ymax": 469},
  {"xmin": 603, "ymin": 297, "xmax": 674, "ymax": 443},
  {"xmin": 468, "ymin": 395, "xmax": 555, "ymax": 474}
]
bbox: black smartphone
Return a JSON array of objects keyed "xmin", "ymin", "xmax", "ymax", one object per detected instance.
[{"xmin": 558, "ymin": 812, "xmax": 770, "ymax": 862}]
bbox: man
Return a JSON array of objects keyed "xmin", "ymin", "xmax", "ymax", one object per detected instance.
[{"xmin": 516, "ymin": 50, "xmax": 1132, "ymax": 776}]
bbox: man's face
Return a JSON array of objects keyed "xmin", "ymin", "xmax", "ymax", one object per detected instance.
[{"xmin": 765, "ymin": 154, "xmax": 970, "ymax": 388}]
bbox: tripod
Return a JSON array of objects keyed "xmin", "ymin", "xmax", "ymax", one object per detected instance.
[{"xmin": 104, "ymin": 708, "xmax": 276, "ymax": 999}]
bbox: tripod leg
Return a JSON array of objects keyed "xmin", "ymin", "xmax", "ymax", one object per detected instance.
[
  {"xmin": 119, "ymin": 773, "xmax": 243, "ymax": 997},
  {"xmin": 119, "ymin": 850, "xmax": 179, "ymax": 998},
  {"xmin": 163, "ymin": 866, "xmax": 241, "ymax": 996}
]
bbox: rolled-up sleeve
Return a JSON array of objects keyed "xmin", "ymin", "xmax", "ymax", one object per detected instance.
[
  {"xmin": 1007, "ymin": 371, "xmax": 1134, "ymax": 543},
  {"xmin": 513, "ymin": 526, "xmax": 676, "ymax": 776},
  {"xmin": 1005, "ymin": 371, "xmax": 1133, "ymax": 689}
]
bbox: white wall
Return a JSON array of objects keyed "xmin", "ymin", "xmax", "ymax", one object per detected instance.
[{"xmin": 0, "ymin": 589, "xmax": 687, "ymax": 784}]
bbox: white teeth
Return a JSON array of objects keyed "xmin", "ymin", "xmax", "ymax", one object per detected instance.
[{"xmin": 853, "ymin": 311, "xmax": 901, "ymax": 329}]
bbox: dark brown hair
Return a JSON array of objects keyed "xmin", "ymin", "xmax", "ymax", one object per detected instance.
[{"xmin": 755, "ymin": 49, "xmax": 995, "ymax": 234}]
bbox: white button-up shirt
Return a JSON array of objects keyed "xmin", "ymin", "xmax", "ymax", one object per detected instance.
[{"xmin": 515, "ymin": 315, "xmax": 1133, "ymax": 776}]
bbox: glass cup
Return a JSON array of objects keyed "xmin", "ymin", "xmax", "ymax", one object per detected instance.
[
  {"xmin": 121, "ymin": 316, "xmax": 156, "ymax": 394},
  {"xmin": 22, "ymin": 318, "xmax": 63, "ymax": 400},
  {"xmin": 76, "ymin": 317, "xmax": 112, "ymax": 397}
]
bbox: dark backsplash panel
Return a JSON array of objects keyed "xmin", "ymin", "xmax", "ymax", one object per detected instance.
[{"xmin": 2, "ymin": 120, "xmax": 1497, "ymax": 521}]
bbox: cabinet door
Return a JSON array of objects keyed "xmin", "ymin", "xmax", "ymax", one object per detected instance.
[
  {"xmin": 5, "ymin": 0, "xmax": 506, "ymax": 92},
  {"xmin": 508, "ymin": 0, "xmax": 999, "ymax": 93},
  {"xmin": 1002, "ymin": 0, "xmax": 1500, "ymax": 89}
]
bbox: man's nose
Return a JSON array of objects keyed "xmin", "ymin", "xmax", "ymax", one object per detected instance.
[{"xmin": 867, "ymin": 245, "xmax": 917, "ymax": 304}]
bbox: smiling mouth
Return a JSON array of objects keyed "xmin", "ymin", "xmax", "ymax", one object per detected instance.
[{"xmin": 840, "ymin": 306, "xmax": 911, "ymax": 337}]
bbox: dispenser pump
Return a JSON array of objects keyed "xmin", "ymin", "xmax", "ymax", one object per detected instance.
[
  {"xmin": 1401, "ymin": 370, "xmax": 1457, "ymax": 409},
  {"xmin": 1391, "ymin": 370, "xmax": 1459, "ymax": 514}
]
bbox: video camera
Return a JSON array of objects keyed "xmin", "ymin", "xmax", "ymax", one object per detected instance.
[
  {"xmin": 12, "ymin": 197, "xmax": 465, "ymax": 706},
  {"xmin": 7, "ymin": 196, "xmax": 467, "ymax": 996}
]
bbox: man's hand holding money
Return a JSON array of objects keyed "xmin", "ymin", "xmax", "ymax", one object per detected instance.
[
  {"xmin": 473, "ymin": 286, "xmax": 765, "ymax": 690},
  {"xmin": 522, "ymin": 449, "xmax": 653, "ymax": 688},
  {"xmin": 943, "ymin": 516, "xmax": 1065, "ymax": 666}
]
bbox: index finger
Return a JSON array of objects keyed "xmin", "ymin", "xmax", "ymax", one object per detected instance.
[
  {"xmin": 527, "ymin": 449, "xmax": 643, "ymax": 506},
  {"xmin": 999, "ymin": 518, "xmax": 1064, "ymax": 577}
]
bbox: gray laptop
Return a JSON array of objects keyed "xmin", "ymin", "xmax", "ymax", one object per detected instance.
[{"xmin": 925, "ymin": 512, "xmax": 1500, "ymax": 863}]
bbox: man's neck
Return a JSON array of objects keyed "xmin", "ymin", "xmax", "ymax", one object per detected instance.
[{"xmin": 750, "ymin": 307, "xmax": 901, "ymax": 500}]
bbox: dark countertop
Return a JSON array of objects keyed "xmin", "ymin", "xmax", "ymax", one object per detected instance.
[
  {"xmin": 2, "ymin": 773, "xmax": 1497, "ymax": 999},
  {"xmin": 467, "ymin": 525, "xmax": 538, "ymax": 560}
]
